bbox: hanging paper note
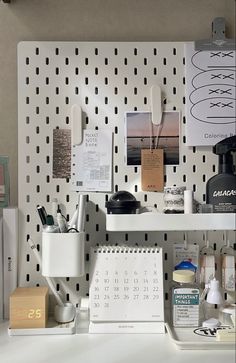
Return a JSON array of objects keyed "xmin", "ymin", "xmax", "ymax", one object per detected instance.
[
  {"xmin": 53, "ymin": 129, "xmax": 71, "ymax": 179},
  {"xmin": 141, "ymin": 149, "xmax": 164, "ymax": 192},
  {"xmin": 185, "ymin": 43, "xmax": 236, "ymax": 146},
  {"xmin": 71, "ymin": 130, "xmax": 113, "ymax": 192}
]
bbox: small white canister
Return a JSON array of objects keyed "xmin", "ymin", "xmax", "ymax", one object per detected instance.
[{"xmin": 163, "ymin": 186, "xmax": 186, "ymax": 213}]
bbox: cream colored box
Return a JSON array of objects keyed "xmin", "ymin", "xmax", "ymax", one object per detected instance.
[{"xmin": 10, "ymin": 287, "xmax": 49, "ymax": 329}]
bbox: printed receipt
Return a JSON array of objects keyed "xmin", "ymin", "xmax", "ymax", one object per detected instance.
[{"xmin": 71, "ymin": 130, "xmax": 113, "ymax": 192}]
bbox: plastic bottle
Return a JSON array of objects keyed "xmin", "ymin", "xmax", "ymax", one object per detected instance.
[
  {"xmin": 206, "ymin": 135, "xmax": 236, "ymax": 213},
  {"xmin": 171, "ymin": 269, "xmax": 200, "ymax": 327},
  {"xmin": 222, "ymin": 255, "xmax": 235, "ymax": 292},
  {"xmin": 43, "ymin": 215, "xmax": 60, "ymax": 233}
]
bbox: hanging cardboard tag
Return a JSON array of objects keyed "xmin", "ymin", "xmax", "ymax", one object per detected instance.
[{"xmin": 141, "ymin": 149, "xmax": 164, "ymax": 191}]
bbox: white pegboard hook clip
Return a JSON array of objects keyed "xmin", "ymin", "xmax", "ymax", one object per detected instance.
[
  {"xmin": 71, "ymin": 104, "xmax": 83, "ymax": 146},
  {"xmin": 150, "ymin": 85, "xmax": 162, "ymax": 126}
]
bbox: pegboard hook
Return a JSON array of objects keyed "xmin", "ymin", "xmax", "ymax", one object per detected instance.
[
  {"xmin": 150, "ymin": 85, "xmax": 163, "ymax": 148},
  {"xmin": 150, "ymin": 85, "xmax": 162, "ymax": 126},
  {"xmin": 71, "ymin": 104, "xmax": 83, "ymax": 145}
]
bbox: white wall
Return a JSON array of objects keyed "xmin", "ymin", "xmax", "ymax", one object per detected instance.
[{"xmin": 0, "ymin": 0, "xmax": 235, "ymax": 206}]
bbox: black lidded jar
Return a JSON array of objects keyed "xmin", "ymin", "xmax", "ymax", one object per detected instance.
[{"xmin": 105, "ymin": 190, "xmax": 141, "ymax": 214}]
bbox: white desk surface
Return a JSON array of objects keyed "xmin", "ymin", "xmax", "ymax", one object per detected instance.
[{"xmin": 0, "ymin": 320, "xmax": 235, "ymax": 363}]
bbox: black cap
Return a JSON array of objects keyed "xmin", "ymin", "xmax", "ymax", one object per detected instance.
[
  {"xmin": 213, "ymin": 135, "xmax": 236, "ymax": 155},
  {"xmin": 46, "ymin": 215, "xmax": 54, "ymax": 226},
  {"xmin": 105, "ymin": 191, "xmax": 140, "ymax": 214}
]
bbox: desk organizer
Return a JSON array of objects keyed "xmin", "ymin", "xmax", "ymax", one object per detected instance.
[{"xmin": 42, "ymin": 232, "xmax": 85, "ymax": 277}]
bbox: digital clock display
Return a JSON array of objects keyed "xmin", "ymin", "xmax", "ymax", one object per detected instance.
[{"xmin": 14, "ymin": 308, "xmax": 42, "ymax": 320}]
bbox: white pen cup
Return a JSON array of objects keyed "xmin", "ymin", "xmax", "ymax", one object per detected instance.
[{"xmin": 42, "ymin": 232, "xmax": 85, "ymax": 277}]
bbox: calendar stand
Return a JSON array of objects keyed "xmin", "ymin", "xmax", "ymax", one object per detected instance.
[
  {"xmin": 89, "ymin": 246, "xmax": 165, "ymax": 334},
  {"xmin": 89, "ymin": 321, "xmax": 165, "ymax": 334}
]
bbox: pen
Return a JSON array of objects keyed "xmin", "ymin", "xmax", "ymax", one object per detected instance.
[
  {"xmin": 68, "ymin": 204, "xmax": 79, "ymax": 229},
  {"xmin": 77, "ymin": 194, "xmax": 87, "ymax": 232},
  {"xmin": 57, "ymin": 212, "xmax": 68, "ymax": 233},
  {"xmin": 37, "ymin": 205, "xmax": 48, "ymax": 225},
  {"xmin": 51, "ymin": 198, "xmax": 58, "ymax": 226}
]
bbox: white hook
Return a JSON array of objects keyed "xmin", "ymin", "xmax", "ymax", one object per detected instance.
[
  {"xmin": 150, "ymin": 85, "xmax": 162, "ymax": 126},
  {"xmin": 71, "ymin": 104, "xmax": 83, "ymax": 145},
  {"xmin": 184, "ymin": 232, "xmax": 188, "ymax": 250}
]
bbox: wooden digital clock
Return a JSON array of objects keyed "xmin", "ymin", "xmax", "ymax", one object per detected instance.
[{"xmin": 10, "ymin": 286, "xmax": 49, "ymax": 329}]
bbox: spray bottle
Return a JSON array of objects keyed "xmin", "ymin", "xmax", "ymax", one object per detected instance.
[{"xmin": 206, "ymin": 135, "xmax": 236, "ymax": 213}]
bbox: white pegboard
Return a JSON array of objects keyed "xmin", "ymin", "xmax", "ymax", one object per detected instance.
[{"xmin": 18, "ymin": 42, "xmax": 235, "ymax": 307}]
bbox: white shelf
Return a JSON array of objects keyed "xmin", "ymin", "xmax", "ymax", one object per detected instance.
[{"xmin": 106, "ymin": 213, "xmax": 236, "ymax": 231}]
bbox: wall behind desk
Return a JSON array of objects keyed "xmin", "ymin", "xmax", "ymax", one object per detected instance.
[{"xmin": 0, "ymin": 0, "xmax": 235, "ymax": 206}]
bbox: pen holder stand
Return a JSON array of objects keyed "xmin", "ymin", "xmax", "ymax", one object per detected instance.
[{"xmin": 42, "ymin": 232, "xmax": 85, "ymax": 277}]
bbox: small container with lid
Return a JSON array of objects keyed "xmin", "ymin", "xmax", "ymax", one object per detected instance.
[
  {"xmin": 43, "ymin": 215, "xmax": 60, "ymax": 233},
  {"xmin": 163, "ymin": 186, "xmax": 186, "ymax": 214},
  {"xmin": 171, "ymin": 269, "xmax": 200, "ymax": 327}
]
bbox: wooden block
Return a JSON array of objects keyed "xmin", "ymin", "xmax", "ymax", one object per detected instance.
[{"xmin": 10, "ymin": 287, "xmax": 49, "ymax": 329}]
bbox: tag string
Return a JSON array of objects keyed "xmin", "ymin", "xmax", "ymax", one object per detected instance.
[
  {"xmin": 149, "ymin": 112, "xmax": 163, "ymax": 150},
  {"xmin": 149, "ymin": 112, "xmax": 154, "ymax": 151}
]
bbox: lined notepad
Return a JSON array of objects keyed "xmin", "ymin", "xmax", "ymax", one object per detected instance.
[{"xmin": 89, "ymin": 246, "xmax": 164, "ymax": 332}]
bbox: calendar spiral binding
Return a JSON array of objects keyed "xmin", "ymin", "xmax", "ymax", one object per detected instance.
[{"xmin": 92, "ymin": 245, "xmax": 162, "ymax": 254}]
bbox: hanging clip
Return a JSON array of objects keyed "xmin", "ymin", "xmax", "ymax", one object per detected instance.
[
  {"xmin": 195, "ymin": 17, "xmax": 235, "ymax": 51},
  {"xmin": 183, "ymin": 232, "xmax": 188, "ymax": 250},
  {"xmin": 150, "ymin": 85, "xmax": 162, "ymax": 126},
  {"xmin": 71, "ymin": 104, "xmax": 83, "ymax": 145}
]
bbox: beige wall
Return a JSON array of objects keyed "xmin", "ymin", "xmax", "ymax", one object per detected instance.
[{"xmin": 0, "ymin": 0, "xmax": 235, "ymax": 206}]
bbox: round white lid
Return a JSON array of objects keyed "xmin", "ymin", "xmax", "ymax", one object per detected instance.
[{"xmin": 173, "ymin": 269, "xmax": 195, "ymax": 283}]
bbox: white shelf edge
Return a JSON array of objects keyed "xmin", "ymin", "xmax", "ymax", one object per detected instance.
[{"xmin": 106, "ymin": 213, "xmax": 236, "ymax": 231}]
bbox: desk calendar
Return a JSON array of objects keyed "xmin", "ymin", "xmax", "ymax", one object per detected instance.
[{"xmin": 89, "ymin": 246, "xmax": 164, "ymax": 333}]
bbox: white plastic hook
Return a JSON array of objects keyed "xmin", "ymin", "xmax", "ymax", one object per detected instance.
[
  {"xmin": 184, "ymin": 232, "xmax": 188, "ymax": 250},
  {"xmin": 150, "ymin": 85, "xmax": 162, "ymax": 126},
  {"xmin": 71, "ymin": 104, "xmax": 83, "ymax": 145}
]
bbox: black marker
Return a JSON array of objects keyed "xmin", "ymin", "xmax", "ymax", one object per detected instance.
[{"xmin": 37, "ymin": 205, "xmax": 47, "ymax": 225}]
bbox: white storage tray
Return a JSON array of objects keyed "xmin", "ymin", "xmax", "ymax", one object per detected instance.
[
  {"xmin": 165, "ymin": 322, "xmax": 235, "ymax": 350},
  {"xmin": 8, "ymin": 318, "xmax": 76, "ymax": 336}
]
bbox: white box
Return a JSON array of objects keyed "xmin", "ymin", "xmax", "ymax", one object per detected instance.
[
  {"xmin": 42, "ymin": 232, "xmax": 84, "ymax": 277},
  {"xmin": 0, "ymin": 216, "xmax": 3, "ymax": 320},
  {"xmin": 3, "ymin": 207, "xmax": 18, "ymax": 319}
]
